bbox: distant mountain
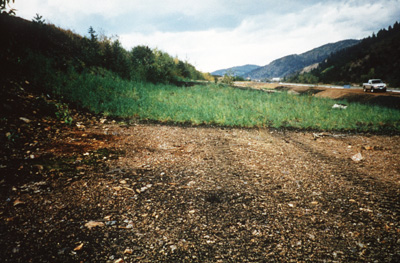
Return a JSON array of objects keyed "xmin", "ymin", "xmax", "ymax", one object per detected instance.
[
  {"xmin": 288, "ymin": 21, "xmax": 400, "ymax": 87},
  {"xmin": 247, "ymin": 39, "xmax": 360, "ymax": 80},
  {"xmin": 211, "ymin": 64, "xmax": 260, "ymax": 76}
]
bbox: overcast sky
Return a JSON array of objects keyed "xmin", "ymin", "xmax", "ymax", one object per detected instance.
[{"xmin": 11, "ymin": 0, "xmax": 400, "ymax": 72}]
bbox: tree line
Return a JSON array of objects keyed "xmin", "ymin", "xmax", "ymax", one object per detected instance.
[
  {"xmin": 1, "ymin": 11, "xmax": 206, "ymax": 86},
  {"xmin": 82, "ymin": 26, "xmax": 205, "ymax": 83}
]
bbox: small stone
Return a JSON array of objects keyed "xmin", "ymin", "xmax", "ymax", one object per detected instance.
[
  {"xmin": 84, "ymin": 221, "xmax": 105, "ymax": 229},
  {"xmin": 170, "ymin": 245, "xmax": 177, "ymax": 252},
  {"xmin": 332, "ymin": 104, "xmax": 347, "ymax": 109},
  {"xmin": 19, "ymin": 117, "xmax": 31, "ymax": 123},
  {"xmin": 187, "ymin": 181, "xmax": 196, "ymax": 187},
  {"xmin": 124, "ymin": 248, "xmax": 133, "ymax": 254},
  {"xmin": 140, "ymin": 184, "xmax": 152, "ymax": 192},
  {"xmin": 76, "ymin": 122, "xmax": 85, "ymax": 129},
  {"xmin": 105, "ymin": 221, "xmax": 117, "ymax": 226},
  {"xmin": 351, "ymin": 152, "xmax": 363, "ymax": 162},
  {"xmin": 74, "ymin": 243, "xmax": 84, "ymax": 251},
  {"xmin": 13, "ymin": 199, "xmax": 25, "ymax": 206}
]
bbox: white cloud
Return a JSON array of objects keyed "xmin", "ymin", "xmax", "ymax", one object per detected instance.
[
  {"xmin": 119, "ymin": 1, "xmax": 389, "ymax": 71},
  {"xmin": 15, "ymin": 0, "xmax": 225, "ymax": 21}
]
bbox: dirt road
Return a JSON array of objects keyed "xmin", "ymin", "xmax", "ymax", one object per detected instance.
[
  {"xmin": 235, "ymin": 81, "xmax": 400, "ymax": 109},
  {"xmin": 2, "ymin": 119, "xmax": 400, "ymax": 262}
]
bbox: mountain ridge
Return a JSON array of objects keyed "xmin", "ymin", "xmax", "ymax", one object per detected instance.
[
  {"xmin": 211, "ymin": 64, "xmax": 260, "ymax": 77},
  {"xmin": 212, "ymin": 39, "xmax": 360, "ymax": 80},
  {"xmin": 247, "ymin": 39, "xmax": 360, "ymax": 80}
]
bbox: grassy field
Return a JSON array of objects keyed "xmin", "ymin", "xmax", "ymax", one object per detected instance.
[{"xmin": 48, "ymin": 70, "xmax": 400, "ymax": 132}]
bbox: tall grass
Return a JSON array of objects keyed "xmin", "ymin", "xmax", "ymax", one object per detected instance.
[{"xmin": 38, "ymin": 66, "xmax": 400, "ymax": 132}]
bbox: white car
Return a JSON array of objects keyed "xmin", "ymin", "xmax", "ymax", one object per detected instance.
[{"xmin": 363, "ymin": 79, "xmax": 387, "ymax": 93}]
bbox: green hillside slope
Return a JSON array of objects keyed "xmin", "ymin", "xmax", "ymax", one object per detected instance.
[
  {"xmin": 248, "ymin": 40, "xmax": 360, "ymax": 80},
  {"xmin": 288, "ymin": 22, "xmax": 400, "ymax": 87},
  {"xmin": 0, "ymin": 13, "xmax": 204, "ymax": 86}
]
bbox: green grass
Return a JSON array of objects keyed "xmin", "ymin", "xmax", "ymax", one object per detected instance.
[{"xmin": 45, "ymin": 70, "xmax": 400, "ymax": 132}]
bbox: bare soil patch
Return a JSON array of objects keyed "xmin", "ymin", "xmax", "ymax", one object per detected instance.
[
  {"xmin": 235, "ymin": 81, "xmax": 400, "ymax": 109},
  {"xmin": 1, "ymin": 81, "xmax": 400, "ymax": 262}
]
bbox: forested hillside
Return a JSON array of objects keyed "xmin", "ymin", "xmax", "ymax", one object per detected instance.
[
  {"xmin": 0, "ymin": 13, "xmax": 205, "ymax": 87},
  {"xmin": 287, "ymin": 21, "xmax": 400, "ymax": 87},
  {"xmin": 247, "ymin": 39, "xmax": 359, "ymax": 80}
]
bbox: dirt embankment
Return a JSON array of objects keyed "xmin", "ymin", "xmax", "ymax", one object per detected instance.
[
  {"xmin": 1, "ymin": 81, "xmax": 400, "ymax": 262},
  {"xmin": 235, "ymin": 81, "xmax": 400, "ymax": 110}
]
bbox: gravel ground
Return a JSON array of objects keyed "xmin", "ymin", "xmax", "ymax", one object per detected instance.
[{"xmin": 1, "ymin": 82, "xmax": 400, "ymax": 262}]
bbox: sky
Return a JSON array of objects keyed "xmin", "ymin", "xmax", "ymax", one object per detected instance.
[{"xmin": 10, "ymin": 0, "xmax": 400, "ymax": 72}]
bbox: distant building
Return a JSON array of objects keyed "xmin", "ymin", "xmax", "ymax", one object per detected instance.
[{"xmin": 272, "ymin": 78, "xmax": 281, "ymax": 82}]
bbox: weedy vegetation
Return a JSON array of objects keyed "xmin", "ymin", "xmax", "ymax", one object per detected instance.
[{"xmin": 37, "ymin": 66, "xmax": 400, "ymax": 132}]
